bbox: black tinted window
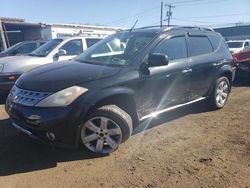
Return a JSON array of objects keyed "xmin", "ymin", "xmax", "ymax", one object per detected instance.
[
  {"xmin": 208, "ymin": 34, "xmax": 221, "ymax": 51},
  {"xmin": 13, "ymin": 43, "xmax": 37, "ymax": 54},
  {"xmin": 86, "ymin": 38, "xmax": 101, "ymax": 48},
  {"xmin": 244, "ymin": 42, "xmax": 249, "ymax": 47},
  {"xmin": 152, "ymin": 36, "xmax": 187, "ymax": 60},
  {"xmin": 60, "ymin": 39, "xmax": 83, "ymax": 55},
  {"xmin": 189, "ymin": 36, "xmax": 213, "ymax": 56}
]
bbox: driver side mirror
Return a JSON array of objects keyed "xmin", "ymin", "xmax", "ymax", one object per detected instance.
[
  {"xmin": 148, "ymin": 53, "xmax": 169, "ymax": 67},
  {"xmin": 56, "ymin": 49, "xmax": 67, "ymax": 56}
]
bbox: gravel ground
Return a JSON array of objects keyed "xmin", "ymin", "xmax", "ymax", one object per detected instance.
[{"xmin": 0, "ymin": 84, "xmax": 249, "ymax": 188}]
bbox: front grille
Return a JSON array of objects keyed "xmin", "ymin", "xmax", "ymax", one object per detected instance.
[{"xmin": 9, "ymin": 86, "xmax": 51, "ymax": 106}]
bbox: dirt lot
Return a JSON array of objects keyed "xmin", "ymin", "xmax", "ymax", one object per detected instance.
[{"xmin": 0, "ymin": 83, "xmax": 249, "ymax": 188}]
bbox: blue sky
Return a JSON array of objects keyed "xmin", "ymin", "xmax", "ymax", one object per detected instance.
[{"xmin": 0, "ymin": 0, "xmax": 250, "ymax": 28}]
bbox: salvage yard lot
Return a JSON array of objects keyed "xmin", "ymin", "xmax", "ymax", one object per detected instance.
[{"xmin": 0, "ymin": 84, "xmax": 249, "ymax": 188}]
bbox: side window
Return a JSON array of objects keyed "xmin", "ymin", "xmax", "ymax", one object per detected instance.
[
  {"xmin": 13, "ymin": 43, "xmax": 37, "ymax": 54},
  {"xmin": 39, "ymin": 42, "xmax": 46, "ymax": 46},
  {"xmin": 60, "ymin": 39, "xmax": 83, "ymax": 55},
  {"xmin": 86, "ymin": 38, "xmax": 101, "ymax": 48},
  {"xmin": 151, "ymin": 36, "xmax": 187, "ymax": 60},
  {"xmin": 208, "ymin": 34, "xmax": 222, "ymax": 51},
  {"xmin": 244, "ymin": 42, "xmax": 249, "ymax": 47},
  {"xmin": 189, "ymin": 36, "xmax": 213, "ymax": 56}
]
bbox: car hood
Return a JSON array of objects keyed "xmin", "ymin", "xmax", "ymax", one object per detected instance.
[
  {"xmin": 0, "ymin": 55, "xmax": 51, "ymax": 72},
  {"xmin": 16, "ymin": 61, "xmax": 122, "ymax": 92}
]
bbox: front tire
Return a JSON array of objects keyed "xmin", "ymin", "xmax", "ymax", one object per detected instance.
[
  {"xmin": 80, "ymin": 105, "xmax": 133, "ymax": 154},
  {"xmin": 207, "ymin": 76, "xmax": 230, "ymax": 110}
]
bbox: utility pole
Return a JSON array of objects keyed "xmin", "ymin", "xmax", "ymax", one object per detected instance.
[
  {"xmin": 166, "ymin": 4, "xmax": 175, "ymax": 27},
  {"xmin": 160, "ymin": 2, "xmax": 163, "ymax": 27},
  {"xmin": 0, "ymin": 18, "xmax": 7, "ymax": 50}
]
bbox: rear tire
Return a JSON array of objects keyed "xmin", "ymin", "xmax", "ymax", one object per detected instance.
[
  {"xmin": 206, "ymin": 76, "xmax": 230, "ymax": 110},
  {"xmin": 80, "ymin": 105, "xmax": 133, "ymax": 154}
]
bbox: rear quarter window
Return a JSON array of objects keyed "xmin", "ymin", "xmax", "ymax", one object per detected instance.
[
  {"xmin": 208, "ymin": 34, "xmax": 222, "ymax": 51},
  {"xmin": 86, "ymin": 38, "xmax": 101, "ymax": 48},
  {"xmin": 189, "ymin": 36, "xmax": 213, "ymax": 56}
]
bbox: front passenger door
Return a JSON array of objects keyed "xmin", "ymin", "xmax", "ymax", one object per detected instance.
[{"xmin": 137, "ymin": 36, "xmax": 191, "ymax": 116}]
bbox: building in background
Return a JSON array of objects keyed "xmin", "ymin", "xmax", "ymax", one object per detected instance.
[
  {"xmin": 214, "ymin": 23, "xmax": 250, "ymax": 41},
  {"xmin": 40, "ymin": 23, "xmax": 120, "ymax": 40},
  {"xmin": 0, "ymin": 17, "xmax": 122, "ymax": 51}
]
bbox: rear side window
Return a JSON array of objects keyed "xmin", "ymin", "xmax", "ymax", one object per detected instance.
[
  {"xmin": 189, "ymin": 36, "xmax": 213, "ymax": 56},
  {"xmin": 208, "ymin": 34, "xmax": 221, "ymax": 51},
  {"xmin": 60, "ymin": 39, "xmax": 83, "ymax": 55},
  {"xmin": 152, "ymin": 36, "xmax": 187, "ymax": 60},
  {"xmin": 86, "ymin": 38, "xmax": 101, "ymax": 48}
]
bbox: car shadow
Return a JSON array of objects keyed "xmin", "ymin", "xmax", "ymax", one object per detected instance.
[
  {"xmin": 233, "ymin": 78, "xmax": 250, "ymax": 87},
  {"xmin": 0, "ymin": 93, "xmax": 8, "ymax": 105},
  {"xmin": 0, "ymin": 101, "xmax": 210, "ymax": 176},
  {"xmin": 0, "ymin": 118, "xmax": 107, "ymax": 176}
]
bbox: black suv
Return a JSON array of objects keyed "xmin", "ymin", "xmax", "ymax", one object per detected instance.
[{"xmin": 6, "ymin": 26, "xmax": 235, "ymax": 154}]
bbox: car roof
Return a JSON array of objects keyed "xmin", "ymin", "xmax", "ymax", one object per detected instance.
[
  {"xmin": 55, "ymin": 36, "xmax": 103, "ymax": 41},
  {"xmin": 123, "ymin": 25, "xmax": 216, "ymax": 36}
]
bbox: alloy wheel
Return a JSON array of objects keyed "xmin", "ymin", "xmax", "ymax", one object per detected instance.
[
  {"xmin": 81, "ymin": 116, "xmax": 122, "ymax": 154},
  {"xmin": 216, "ymin": 80, "xmax": 229, "ymax": 107}
]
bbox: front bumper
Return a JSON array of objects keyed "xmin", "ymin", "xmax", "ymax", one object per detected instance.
[{"xmin": 6, "ymin": 98, "xmax": 92, "ymax": 149}]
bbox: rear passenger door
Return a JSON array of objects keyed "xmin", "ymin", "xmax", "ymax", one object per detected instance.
[
  {"xmin": 186, "ymin": 33, "xmax": 217, "ymax": 98},
  {"xmin": 57, "ymin": 39, "xmax": 84, "ymax": 61}
]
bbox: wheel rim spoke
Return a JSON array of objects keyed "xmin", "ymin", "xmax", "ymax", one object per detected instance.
[
  {"xmin": 85, "ymin": 121, "xmax": 99, "ymax": 132},
  {"xmin": 96, "ymin": 139, "xmax": 104, "ymax": 152},
  {"xmin": 82, "ymin": 133, "xmax": 98, "ymax": 143},
  {"xmin": 222, "ymin": 92, "xmax": 228, "ymax": 98},
  {"xmin": 100, "ymin": 117, "xmax": 109, "ymax": 129},
  {"xmin": 216, "ymin": 94, "xmax": 220, "ymax": 102},
  {"xmin": 105, "ymin": 136, "xmax": 118, "ymax": 150},
  {"xmin": 107, "ymin": 127, "xmax": 122, "ymax": 136}
]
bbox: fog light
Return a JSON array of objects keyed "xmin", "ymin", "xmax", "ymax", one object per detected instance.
[{"xmin": 46, "ymin": 132, "xmax": 55, "ymax": 141}]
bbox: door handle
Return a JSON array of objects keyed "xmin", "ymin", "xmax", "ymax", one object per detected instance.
[{"xmin": 182, "ymin": 68, "xmax": 192, "ymax": 73}]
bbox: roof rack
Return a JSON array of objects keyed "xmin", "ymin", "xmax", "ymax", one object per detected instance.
[
  {"xmin": 133, "ymin": 25, "xmax": 214, "ymax": 32},
  {"xmin": 163, "ymin": 26, "xmax": 214, "ymax": 32}
]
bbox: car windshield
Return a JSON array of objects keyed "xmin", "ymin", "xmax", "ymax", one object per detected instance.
[
  {"xmin": 227, "ymin": 42, "xmax": 244, "ymax": 48},
  {"xmin": 0, "ymin": 42, "xmax": 21, "ymax": 54},
  {"xmin": 30, "ymin": 39, "xmax": 63, "ymax": 57},
  {"xmin": 76, "ymin": 31, "xmax": 155, "ymax": 66}
]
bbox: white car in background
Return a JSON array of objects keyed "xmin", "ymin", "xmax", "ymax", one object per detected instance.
[
  {"xmin": 0, "ymin": 36, "xmax": 102, "ymax": 93},
  {"xmin": 227, "ymin": 39, "xmax": 250, "ymax": 53}
]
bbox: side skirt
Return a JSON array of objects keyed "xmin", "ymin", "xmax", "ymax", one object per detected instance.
[{"xmin": 140, "ymin": 97, "xmax": 206, "ymax": 121}]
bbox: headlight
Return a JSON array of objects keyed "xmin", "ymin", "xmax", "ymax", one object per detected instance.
[
  {"xmin": 0, "ymin": 64, "xmax": 4, "ymax": 72},
  {"xmin": 35, "ymin": 86, "xmax": 88, "ymax": 107}
]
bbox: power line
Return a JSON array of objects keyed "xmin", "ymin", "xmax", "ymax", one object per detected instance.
[
  {"xmin": 168, "ymin": 0, "xmax": 203, "ymax": 4},
  {"xmin": 168, "ymin": 0, "xmax": 231, "ymax": 6},
  {"xmin": 172, "ymin": 17, "xmax": 219, "ymax": 23},
  {"xmin": 175, "ymin": 0, "xmax": 232, "ymax": 7},
  {"xmin": 105, "ymin": 6, "xmax": 159, "ymax": 25},
  {"xmin": 180, "ymin": 13, "xmax": 250, "ymax": 19}
]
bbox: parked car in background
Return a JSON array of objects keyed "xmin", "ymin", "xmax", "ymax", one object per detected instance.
[
  {"xmin": 5, "ymin": 26, "xmax": 235, "ymax": 154},
  {"xmin": 0, "ymin": 40, "xmax": 46, "ymax": 58},
  {"xmin": 232, "ymin": 46, "xmax": 250, "ymax": 79},
  {"xmin": 0, "ymin": 36, "xmax": 102, "ymax": 93},
  {"xmin": 227, "ymin": 39, "xmax": 250, "ymax": 54}
]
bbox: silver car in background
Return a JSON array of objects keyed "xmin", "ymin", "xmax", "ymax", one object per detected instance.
[{"xmin": 0, "ymin": 36, "xmax": 102, "ymax": 93}]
